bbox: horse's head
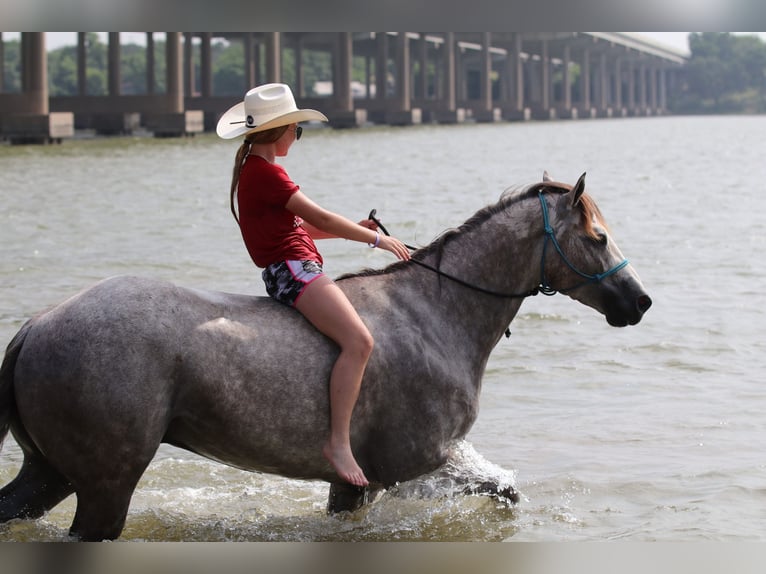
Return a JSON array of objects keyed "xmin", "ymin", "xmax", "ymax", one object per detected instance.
[{"xmin": 535, "ymin": 172, "xmax": 652, "ymax": 327}]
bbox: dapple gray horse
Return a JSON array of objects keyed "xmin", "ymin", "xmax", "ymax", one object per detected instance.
[{"xmin": 0, "ymin": 173, "xmax": 651, "ymax": 540}]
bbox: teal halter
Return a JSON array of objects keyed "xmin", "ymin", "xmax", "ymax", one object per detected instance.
[{"xmin": 538, "ymin": 191, "xmax": 629, "ymax": 295}]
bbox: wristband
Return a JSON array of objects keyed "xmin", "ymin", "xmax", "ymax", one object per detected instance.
[{"xmin": 368, "ymin": 231, "xmax": 380, "ymax": 248}]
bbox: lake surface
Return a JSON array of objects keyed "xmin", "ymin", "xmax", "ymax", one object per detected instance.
[{"xmin": 0, "ymin": 115, "xmax": 764, "ymax": 541}]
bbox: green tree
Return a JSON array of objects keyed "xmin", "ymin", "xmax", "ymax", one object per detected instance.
[
  {"xmin": 212, "ymin": 39, "xmax": 244, "ymax": 95},
  {"xmin": 673, "ymin": 32, "xmax": 766, "ymax": 113},
  {"xmin": 2, "ymin": 38, "xmax": 21, "ymax": 92}
]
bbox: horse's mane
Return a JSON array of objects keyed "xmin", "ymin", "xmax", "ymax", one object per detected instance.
[{"xmin": 337, "ymin": 180, "xmax": 603, "ymax": 281}]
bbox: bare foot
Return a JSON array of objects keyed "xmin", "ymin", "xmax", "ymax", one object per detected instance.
[{"xmin": 323, "ymin": 442, "xmax": 369, "ymax": 487}]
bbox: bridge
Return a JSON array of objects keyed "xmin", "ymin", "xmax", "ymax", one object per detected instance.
[{"xmin": 0, "ymin": 32, "xmax": 687, "ymax": 143}]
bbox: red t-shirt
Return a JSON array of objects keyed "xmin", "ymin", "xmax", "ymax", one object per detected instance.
[{"xmin": 237, "ymin": 156, "xmax": 322, "ymax": 268}]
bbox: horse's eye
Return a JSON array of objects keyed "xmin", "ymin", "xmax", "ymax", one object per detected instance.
[{"xmin": 595, "ymin": 232, "xmax": 608, "ymax": 246}]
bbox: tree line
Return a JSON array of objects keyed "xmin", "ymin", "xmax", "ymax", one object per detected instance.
[
  {"xmin": 671, "ymin": 32, "xmax": 766, "ymax": 113},
  {"xmin": 2, "ymin": 33, "xmax": 765, "ymax": 113}
]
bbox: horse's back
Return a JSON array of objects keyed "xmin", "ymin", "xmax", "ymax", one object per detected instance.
[{"xmin": 10, "ymin": 276, "xmax": 341, "ymax": 476}]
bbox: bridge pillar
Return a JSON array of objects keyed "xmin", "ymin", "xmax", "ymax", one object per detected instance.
[
  {"xmin": 597, "ymin": 52, "xmax": 610, "ymax": 116},
  {"xmin": 639, "ymin": 63, "xmax": 648, "ymax": 113},
  {"xmin": 143, "ymin": 32, "xmax": 203, "ymax": 137},
  {"xmin": 0, "ymin": 33, "xmax": 4, "ymax": 93},
  {"xmin": 243, "ymin": 33, "xmax": 255, "ymax": 90},
  {"xmin": 329, "ymin": 32, "xmax": 366, "ymax": 128},
  {"xmin": 659, "ymin": 67, "xmax": 667, "ymax": 112},
  {"xmin": 580, "ymin": 47, "xmax": 594, "ymax": 117},
  {"xmin": 508, "ymin": 34, "xmax": 528, "ymax": 120},
  {"xmin": 562, "ymin": 45, "xmax": 573, "ymax": 116},
  {"xmin": 614, "ymin": 56, "xmax": 626, "ymax": 116},
  {"xmin": 265, "ymin": 32, "xmax": 281, "ymax": 83},
  {"xmin": 386, "ymin": 32, "xmax": 420, "ymax": 125},
  {"xmin": 147, "ymin": 33, "xmax": 155, "ymax": 94},
  {"xmin": 473, "ymin": 32, "xmax": 499, "ymax": 122},
  {"xmin": 77, "ymin": 33, "xmax": 86, "ymax": 95},
  {"xmin": 0, "ymin": 32, "xmax": 73, "ymax": 144},
  {"xmin": 434, "ymin": 32, "xmax": 465, "ymax": 124}
]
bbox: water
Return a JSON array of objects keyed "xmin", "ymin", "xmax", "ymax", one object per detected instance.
[{"xmin": 0, "ymin": 115, "xmax": 764, "ymax": 541}]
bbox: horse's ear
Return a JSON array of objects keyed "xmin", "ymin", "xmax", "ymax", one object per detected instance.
[
  {"xmin": 543, "ymin": 170, "xmax": 553, "ymax": 182},
  {"xmin": 571, "ymin": 172, "xmax": 586, "ymax": 206}
]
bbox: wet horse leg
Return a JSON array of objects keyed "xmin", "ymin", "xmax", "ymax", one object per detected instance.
[
  {"xmin": 0, "ymin": 454, "xmax": 74, "ymax": 522},
  {"xmin": 69, "ymin": 477, "xmax": 143, "ymax": 541},
  {"xmin": 326, "ymin": 482, "xmax": 382, "ymax": 514}
]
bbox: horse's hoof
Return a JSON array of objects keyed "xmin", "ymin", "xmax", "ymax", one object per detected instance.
[{"xmin": 463, "ymin": 481, "xmax": 520, "ymax": 504}]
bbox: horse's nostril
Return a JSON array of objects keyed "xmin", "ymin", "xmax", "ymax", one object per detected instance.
[{"xmin": 637, "ymin": 294, "xmax": 652, "ymax": 313}]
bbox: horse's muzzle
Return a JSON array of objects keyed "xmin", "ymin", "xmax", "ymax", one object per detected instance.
[
  {"xmin": 605, "ymin": 291, "xmax": 652, "ymax": 327},
  {"xmin": 637, "ymin": 294, "xmax": 653, "ymax": 315}
]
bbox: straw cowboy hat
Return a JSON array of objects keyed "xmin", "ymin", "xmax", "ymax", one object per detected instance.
[{"xmin": 216, "ymin": 83, "xmax": 328, "ymax": 139}]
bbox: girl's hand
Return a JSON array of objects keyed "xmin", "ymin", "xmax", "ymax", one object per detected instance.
[
  {"xmin": 358, "ymin": 219, "xmax": 378, "ymax": 230},
  {"xmin": 378, "ymin": 235, "xmax": 411, "ymax": 261}
]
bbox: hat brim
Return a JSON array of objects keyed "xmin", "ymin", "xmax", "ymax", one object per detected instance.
[{"xmin": 216, "ymin": 102, "xmax": 329, "ymax": 139}]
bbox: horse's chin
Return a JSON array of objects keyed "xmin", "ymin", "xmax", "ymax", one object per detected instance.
[
  {"xmin": 606, "ymin": 311, "xmax": 644, "ymax": 327},
  {"xmin": 606, "ymin": 315, "xmax": 630, "ymax": 327}
]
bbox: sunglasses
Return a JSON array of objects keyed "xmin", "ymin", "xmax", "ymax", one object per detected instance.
[{"xmin": 290, "ymin": 126, "xmax": 303, "ymax": 141}]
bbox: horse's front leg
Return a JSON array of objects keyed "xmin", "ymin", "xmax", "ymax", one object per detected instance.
[{"xmin": 326, "ymin": 482, "xmax": 383, "ymax": 514}]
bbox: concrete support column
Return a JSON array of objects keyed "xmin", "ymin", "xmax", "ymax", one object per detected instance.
[
  {"xmin": 639, "ymin": 63, "xmax": 647, "ymax": 110},
  {"xmin": 599, "ymin": 52, "xmax": 608, "ymax": 111},
  {"xmin": 21, "ymin": 32, "xmax": 48, "ymax": 113},
  {"xmin": 418, "ymin": 33, "xmax": 428, "ymax": 99},
  {"xmin": 183, "ymin": 32, "xmax": 197, "ymax": 97},
  {"xmin": 166, "ymin": 32, "xmax": 183, "ymax": 113},
  {"xmin": 244, "ymin": 33, "xmax": 255, "ymax": 89},
  {"xmin": 0, "ymin": 33, "xmax": 4, "ymax": 93},
  {"xmin": 513, "ymin": 34, "xmax": 524, "ymax": 111},
  {"xmin": 364, "ymin": 53, "xmax": 372, "ymax": 99},
  {"xmin": 200, "ymin": 33, "xmax": 212, "ymax": 97},
  {"xmin": 541, "ymin": 39, "xmax": 550, "ymax": 111},
  {"xmin": 650, "ymin": 64, "xmax": 658, "ymax": 110},
  {"xmin": 264, "ymin": 32, "xmax": 281, "ymax": 83},
  {"xmin": 480, "ymin": 32, "xmax": 492, "ymax": 111},
  {"xmin": 627, "ymin": 61, "xmax": 635, "ymax": 111},
  {"xmin": 443, "ymin": 32, "xmax": 456, "ymax": 110},
  {"xmin": 77, "ymin": 32, "xmax": 86, "ymax": 95},
  {"xmin": 659, "ymin": 67, "xmax": 667, "ymax": 110},
  {"xmin": 335, "ymin": 32, "xmax": 353, "ymax": 111},
  {"xmin": 146, "ymin": 33, "xmax": 155, "ymax": 94},
  {"xmin": 581, "ymin": 47, "xmax": 591, "ymax": 111},
  {"xmin": 108, "ymin": 32, "xmax": 121, "ymax": 96},
  {"xmin": 375, "ymin": 32, "xmax": 388, "ymax": 103},
  {"xmin": 614, "ymin": 56, "xmax": 622, "ymax": 111},
  {"xmin": 9, "ymin": 32, "xmax": 73, "ymax": 143},
  {"xmin": 563, "ymin": 44, "xmax": 572, "ymax": 111},
  {"xmin": 394, "ymin": 32, "xmax": 411, "ymax": 111}
]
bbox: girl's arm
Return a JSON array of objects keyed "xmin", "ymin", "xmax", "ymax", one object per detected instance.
[{"xmin": 286, "ymin": 191, "xmax": 410, "ymax": 260}]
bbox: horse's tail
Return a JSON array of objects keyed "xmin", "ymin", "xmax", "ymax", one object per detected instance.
[{"xmin": 0, "ymin": 320, "xmax": 32, "ymax": 450}]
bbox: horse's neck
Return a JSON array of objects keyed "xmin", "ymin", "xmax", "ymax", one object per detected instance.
[{"xmin": 398, "ymin": 209, "xmax": 542, "ymax": 355}]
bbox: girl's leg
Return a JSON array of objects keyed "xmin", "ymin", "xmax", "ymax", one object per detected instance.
[{"xmin": 294, "ymin": 275, "xmax": 374, "ymax": 487}]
